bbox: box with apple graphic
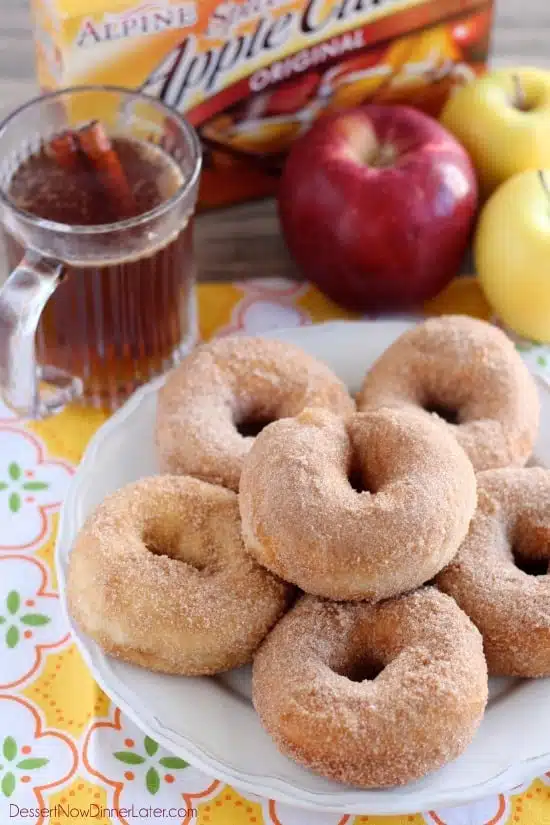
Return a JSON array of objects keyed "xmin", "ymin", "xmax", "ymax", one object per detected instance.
[{"xmin": 32, "ymin": 0, "xmax": 494, "ymax": 208}]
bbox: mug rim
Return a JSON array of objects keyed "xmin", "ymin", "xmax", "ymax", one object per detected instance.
[{"xmin": 0, "ymin": 84, "xmax": 202, "ymax": 236}]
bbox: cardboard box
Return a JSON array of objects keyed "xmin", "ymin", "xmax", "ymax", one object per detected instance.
[{"xmin": 32, "ymin": 0, "xmax": 494, "ymax": 208}]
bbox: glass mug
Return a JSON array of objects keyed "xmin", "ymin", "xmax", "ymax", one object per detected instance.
[{"xmin": 0, "ymin": 86, "xmax": 202, "ymax": 416}]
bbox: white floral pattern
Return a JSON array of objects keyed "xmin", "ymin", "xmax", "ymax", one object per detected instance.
[
  {"xmin": 235, "ymin": 277, "xmax": 308, "ymax": 298},
  {"xmin": 0, "ymin": 427, "xmax": 73, "ymax": 551},
  {"xmin": 423, "ymin": 795, "xmax": 510, "ymax": 824},
  {"xmin": 0, "ymin": 695, "xmax": 77, "ymax": 821},
  {"xmin": 265, "ymin": 800, "xmax": 349, "ymax": 824},
  {"xmin": 0, "ymin": 556, "xmax": 69, "ymax": 689},
  {"xmin": 83, "ymin": 708, "xmax": 218, "ymax": 825},
  {"xmin": 0, "ymin": 279, "xmax": 550, "ymax": 825},
  {"xmin": 219, "ymin": 296, "xmax": 309, "ymax": 336}
]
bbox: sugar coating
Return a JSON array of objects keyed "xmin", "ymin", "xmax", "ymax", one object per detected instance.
[
  {"xmin": 155, "ymin": 336, "xmax": 355, "ymax": 491},
  {"xmin": 252, "ymin": 589, "xmax": 488, "ymax": 788},
  {"xmin": 67, "ymin": 475, "xmax": 294, "ymax": 675},
  {"xmin": 69, "ymin": 317, "xmax": 543, "ymax": 788},
  {"xmin": 239, "ymin": 405, "xmax": 477, "ymax": 601},
  {"xmin": 358, "ymin": 315, "xmax": 539, "ymax": 471},
  {"xmin": 437, "ymin": 467, "xmax": 550, "ymax": 677}
]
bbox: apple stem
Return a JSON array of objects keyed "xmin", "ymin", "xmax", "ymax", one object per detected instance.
[
  {"xmin": 512, "ymin": 73, "xmax": 527, "ymax": 111},
  {"xmin": 539, "ymin": 170, "xmax": 550, "ymax": 204}
]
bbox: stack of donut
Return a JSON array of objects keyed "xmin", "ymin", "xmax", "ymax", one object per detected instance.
[{"xmin": 68, "ymin": 315, "xmax": 548, "ymax": 790}]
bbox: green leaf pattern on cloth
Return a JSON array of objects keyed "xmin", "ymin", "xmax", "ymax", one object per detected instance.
[
  {"xmin": 2, "ymin": 736, "xmax": 17, "ymax": 761},
  {"xmin": 5, "ymin": 626, "xmax": 19, "ymax": 649},
  {"xmin": 20, "ymin": 614, "xmax": 50, "ymax": 627},
  {"xmin": 158, "ymin": 756, "xmax": 189, "ymax": 769},
  {"xmin": 146, "ymin": 767, "xmax": 160, "ymax": 795},
  {"xmin": 0, "ymin": 590, "xmax": 50, "ymax": 649},
  {"xmin": 0, "ymin": 460, "xmax": 50, "ymax": 517},
  {"xmin": 15, "ymin": 758, "xmax": 49, "ymax": 770},
  {"xmin": 1, "ymin": 772, "xmax": 15, "ymax": 798},
  {"xmin": 6, "ymin": 592, "xmax": 19, "ymax": 615},
  {"xmin": 144, "ymin": 736, "xmax": 158, "ymax": 757},
  {"xmin": 114, "ymin": 735, "xmax": 189, "ymax": 795},
  {"xmin": 0, "ymin": 285, "xmax": 549, "ymax": 823},
  {"xmin": 114, "ymin": 752, "xmax": 146, "ymax": 765},
  {"xmin": 0, "ymin": 735, "xmax": 50, "ymax": 797}
]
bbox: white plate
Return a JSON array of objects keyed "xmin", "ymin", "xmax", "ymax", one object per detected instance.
[{"xmin": 56, "ymin": 320, "xmax": 550, "ymax": 816}]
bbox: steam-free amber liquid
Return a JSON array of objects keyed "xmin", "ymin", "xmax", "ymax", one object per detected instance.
[{"xmin": 2, "ymin": 135, "xmax": 195, "ymax": 408}]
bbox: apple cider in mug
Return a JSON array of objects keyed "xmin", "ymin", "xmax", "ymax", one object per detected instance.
[
  {"xmin": 5, "ymin": 129, "xmax": 192, "ymax": 395},
  {"xmin": 0, "ymin": 84, "xmax": 201, "ymax": 417},
  {"xmin": 1, "ymin": 126, "xmax": 195, "ymax": 406},
  {"xmin": 32, "ymin": 0, "xmax": 494, "ymax": 208}
]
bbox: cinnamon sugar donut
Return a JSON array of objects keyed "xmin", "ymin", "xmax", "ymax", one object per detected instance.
[
  {"xmin": 67, "ymin": 475, "xmax": 292, "ymax": 675},
  {"xmin": 253, "ymin": 589, "xmax": 488, "ymax": 787},
  {"xmin": 437, "ymin": 467, "xmax": 550, "ymax": 677},
  {"xmin": 240, "ymin": 406, "xmax": 477, "ymax": 601},
  {"xmin": 155, "ymin": 336, "xmax": 354, "ymax": 491},
  {"xmin": 358, "ymin": 315, "xmax": 539, "ymax": 472}
]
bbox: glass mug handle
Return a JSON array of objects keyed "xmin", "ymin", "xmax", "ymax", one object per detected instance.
[{"xmin": 0, "ymin": 251, "xmax": 83, "ymax": 417}]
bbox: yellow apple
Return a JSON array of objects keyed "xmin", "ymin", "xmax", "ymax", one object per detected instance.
[
  {"xmin": 441, "ymin": 67, "xmax": 550, "ymax": 196},
  {"xmin": 475, "ymin": 168, "xmax": 550, "ymax": 343}
]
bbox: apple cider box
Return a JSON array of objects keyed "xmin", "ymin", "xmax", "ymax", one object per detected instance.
[{"xmin": 31, "ymin": 0, "xmax": 494, "ymax": 208}]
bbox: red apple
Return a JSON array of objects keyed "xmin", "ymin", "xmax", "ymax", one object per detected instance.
[{"xmin": 278, "ymin": 104, "xmax": 478, "ymax": 311}]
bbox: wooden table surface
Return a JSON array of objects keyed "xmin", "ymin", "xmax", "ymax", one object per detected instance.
[{"xmin": 2, "ymin": 0, "xmax": 549, "ymax": 282}]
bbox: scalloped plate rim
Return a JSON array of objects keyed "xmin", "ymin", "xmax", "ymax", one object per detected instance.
[{"xmin": 56, "ymin": 319, "xmax": 550, "ymax": 815}]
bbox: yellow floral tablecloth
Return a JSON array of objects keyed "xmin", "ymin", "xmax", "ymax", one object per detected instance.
[{"xmin": 1, "ymin": 277, "xmax": 550, "ymax": 825}]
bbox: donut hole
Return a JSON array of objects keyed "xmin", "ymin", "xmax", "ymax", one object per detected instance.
[
  {"xmin": 236, "ymin": 417, "xmax": 274, "ymax": 438},
  {"xmin": 345, "ymin": 660, "xmax": 385, "ymax": 683},
  {"xmin": 144, "ymin": 537, "xmax": 210, "ymax": 571},
  {"xmin": 512, "ymin": 545, "xmax": 549, "ymax": 577},
  {"xmin": 348, "ymin": 467, "xmax": 370, "ymax": 494},
  {"xmin": 423, "ymin": 401, "xmax": 460, "ymax": 426},
  {"xmin": 142, "ymin": 523, "xmax": 218, "ymax": 573},
  {"xmin": 347, "ymin": 456, "xmax": 376, "ymax": 495},
  {"xmin": 332, "ymin": 653, "xmax": 385, "ymax": 683}
]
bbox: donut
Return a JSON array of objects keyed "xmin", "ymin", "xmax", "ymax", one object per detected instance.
[
  {"xmin": 67, "ymin": 475, "xmax": 292, "ymax": 675},
  {"xmin": 436, "ymin": 467, "xmax": 550, "ymax": 677},
  {"xmin": 155, "ymin": 336, "xmax": 354, "ymax": 491},
  {"xmin": 358, "ymin": 315, "xmax": 539, "ymax": 472},
  {"xmin": 253, "ymin": 589, "xmax": 488, "ymax": 787},
  {"xmin": 239, "ymin": 405, "xmax": 477, "ymax": 602}
]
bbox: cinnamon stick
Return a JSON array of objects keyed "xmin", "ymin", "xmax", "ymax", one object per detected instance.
[
  {"xmin": 45, "ymin": 131, "xmax": 82, "ymax": 171},
  {"xmin": 78, "ymin": 121, "xmax": 136, "ymax": 218}
]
